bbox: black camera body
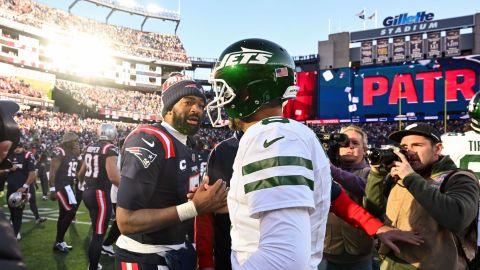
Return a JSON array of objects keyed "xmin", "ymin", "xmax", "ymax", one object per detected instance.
[
  {"xmin": 317, "ymin": 132, "xmax": 350, "ymax": 166},
  {"xmin": 367, "ymin": 148, "xmax": 408, "ymax": 166}
]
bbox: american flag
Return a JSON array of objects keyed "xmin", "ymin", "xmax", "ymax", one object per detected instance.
[{"xmin": 275, "ymin": 67, "xmax": 288, "ymax": 77}]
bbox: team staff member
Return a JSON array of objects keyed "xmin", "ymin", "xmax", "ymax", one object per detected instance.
[
  {"xmin": 5, "ymin": 142, "xmax": 36, "ymax": 239},
  {"xmin": 364, "ymin": 123, "xmax": 480, "ymax": 270},
  {"xmin": 78, "ymin": 123, "xmax": 120, "ymax": 270},
  {"xmin": 115, "ymin": 74, "xmax": 228, "ymax": 270},
  {"xmin": 49, "ymin": 132, "xmax": 81, "ymax": 253},
  {"xmin": 36, "ymin": 153, "xmax": 49, "ymax": 200}
]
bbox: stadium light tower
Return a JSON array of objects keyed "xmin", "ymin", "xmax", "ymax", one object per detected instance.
[{"xmin": 68, "ymin": 0, "xmax": 181, "ymax": 33}]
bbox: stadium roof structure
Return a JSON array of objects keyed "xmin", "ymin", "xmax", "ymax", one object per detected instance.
[{"xmin": 68, "ymin": 0, "xmax": 181, "ymax": 33}]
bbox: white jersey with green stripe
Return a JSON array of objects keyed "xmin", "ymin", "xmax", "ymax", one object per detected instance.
[
  {"xmin": 441, "ymin": 130, "xmax": 480, "ymax": 177},
  {"xmin": 229, "ymin": 116, "xmax": 331, "ymax": 268}
]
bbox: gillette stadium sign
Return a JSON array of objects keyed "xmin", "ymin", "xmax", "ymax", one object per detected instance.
[
  {"xmin": 383, "ymin": 11, "xmax": 434, "ymax": 27},
  {"xmin": 351, "ymin": 14, "xmax": 474, "ymax": 42}
]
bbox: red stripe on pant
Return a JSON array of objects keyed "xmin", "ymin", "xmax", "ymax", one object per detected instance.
[
  {"xmin": 121, "ymin": 262, "xmax": 139, "ymax": 270},
  {"xmin": 56, "ymin": 191, "xmax": 72, "ymax": 211},
  {"xmin": 95, "ymin": 190, "xmax": 106, "ymax": 234}
]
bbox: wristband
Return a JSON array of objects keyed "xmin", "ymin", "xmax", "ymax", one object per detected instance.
[
  {"xmin": 49, "ymin": 187, "xmax": 56, "ymax": 192},
  {"xmin": 176, "ymin": 201, "xmax": 198, "ymax": 222},
  {"xmin": 22, "ymin": 184, "xmax": 29, "ymax": 189}
]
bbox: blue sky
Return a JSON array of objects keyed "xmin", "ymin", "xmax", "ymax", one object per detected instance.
[{"xmin": 37, "ymin": 0, "xmax": 480, "ymax": 59}]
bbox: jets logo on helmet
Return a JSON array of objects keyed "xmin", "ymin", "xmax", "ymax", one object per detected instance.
[{"xmin": 217, "ymin": 47, "xmax": 273, "ymax": 69}]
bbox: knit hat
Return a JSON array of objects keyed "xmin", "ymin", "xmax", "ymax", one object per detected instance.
[{"xmin": 161, "ymin": 73, "xmax": 206, "ymax": 116}]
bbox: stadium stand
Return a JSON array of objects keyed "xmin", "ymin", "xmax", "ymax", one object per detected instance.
[
  {"xmin": 0, "ymin": 0, "xmax": 189, "ymax": 63},
  {"xmin": 55, "ymin": 80, "xmax": 162, "ymax": 117}
]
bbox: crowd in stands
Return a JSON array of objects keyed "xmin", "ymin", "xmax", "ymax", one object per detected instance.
[
  {"xmin": 0, "ymin": 0, "xmax": 189, "ymax": 63},
  {"xmin": 15, "ymin": 109, "xmax": 136, "ymax": 155},
  {"xmin": 13, "ymin": 107, "xmax": 469, "ymax": 159},
  {"xmin": 56, "ymin": 80, "xmax": 162, "ymax": 116},
  {"xmin": 0, "ymin": 76, "xmax": 46, "ymax": 99}
]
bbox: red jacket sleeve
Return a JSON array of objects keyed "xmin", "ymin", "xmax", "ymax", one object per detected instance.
[
  {"xmin": 195, "ymin": 213, "xmax": 215, "ymax": 268},
  {"xmin": 330, "ymin": 188, "xmax": 383, "ymax": 237}
]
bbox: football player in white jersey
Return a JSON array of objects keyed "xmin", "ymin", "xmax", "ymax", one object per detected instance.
[
  {"xmin": 206, "ymin": 38, "xmax": 331, "ymax": 270},
  {"xmin": 442, "ymin": 91, "xmax": 480, "ymax": 177}
]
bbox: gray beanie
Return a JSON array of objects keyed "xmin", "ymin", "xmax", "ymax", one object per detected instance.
[{"xmin": 161, "ymin": 74, "xmax": 206, "ymax": 116}]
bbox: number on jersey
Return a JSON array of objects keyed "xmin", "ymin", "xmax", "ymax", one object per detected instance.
[
  {"xmin": 85, "ymin": 153, "xmax": 99, "ymax": 178},
  {"xmin": 67, "ymin": 161, "xmax": 78, "ymax": 177}
]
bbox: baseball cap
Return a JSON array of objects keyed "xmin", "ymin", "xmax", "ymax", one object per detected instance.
[{"xmin": 389, "ymin": 123, "xmax": 442, "ymax": 143}]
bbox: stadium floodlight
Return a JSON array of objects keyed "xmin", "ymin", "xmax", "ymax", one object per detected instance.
[{"xmin": 119, "ymin": 0, "xmax": 136, "ymax": 9}]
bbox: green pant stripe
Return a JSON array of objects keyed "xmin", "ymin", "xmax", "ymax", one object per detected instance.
[
  {"xmin": 244, "ymin": 175, "xmax": 314, "ymax": 193},
  {"xmin": 242, "ymin": 156, "xmax": 313, "ymax": 176}
]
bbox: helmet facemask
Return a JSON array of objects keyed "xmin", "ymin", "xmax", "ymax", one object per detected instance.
[{"xmin": 207, "ymin": 78, "xmax": 236, "ymax": 128}]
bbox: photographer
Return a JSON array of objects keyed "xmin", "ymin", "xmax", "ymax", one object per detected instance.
[
  {"xmin": 321, "ymin": 125, "xmax": 375, "ymax": 270},
  {"xmin": 364, "ymin": 122, "xmax": 479, "ymax": 270}
]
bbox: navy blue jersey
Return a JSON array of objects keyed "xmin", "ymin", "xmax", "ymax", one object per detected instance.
[
  {"xmin": 118, "ymin": 123, "xmax": 200, "ymax": 245},
  {"xmin": 207, "ymin": 132, "xmax": 241, "ymax": 187},
  {"xmin": 83, "ymin": 142, "xmax": 118, "ymax": 191},
  {"xmin": 51, "ymin": 147, "xmax": 80, "ymax": 189},
  {"xmin": 7, "ymin": 151, "xmax": 35, "ymax": 192}
]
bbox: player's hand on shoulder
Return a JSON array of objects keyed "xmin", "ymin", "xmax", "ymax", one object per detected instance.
[{"xmin": 191, "ymin": 177, "xmax": 228, "ymax": 215}]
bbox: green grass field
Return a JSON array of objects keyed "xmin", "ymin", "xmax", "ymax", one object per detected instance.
[{"xmin": 4, "ymin": 189, "xmax": 116, "ymax": 270}]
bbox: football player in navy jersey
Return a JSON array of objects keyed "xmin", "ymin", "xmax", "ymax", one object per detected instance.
[
  {"xmin": 0, "ymin": 101, "xmax": 27, "ymax": 270},
  {"xmin": 5, "ymin": 141, "xmax": 36, "ymax": 239},
  {"xmin": 49, "ymin": 132, "xmax": 81, "ymax": 253},
  {"xmin": 78, "ymin": 123, "xmax": 120, "ymax": 270},
  {"xmin": 115, "ymin": 73, "xmax": 227, "ymax": 270}
]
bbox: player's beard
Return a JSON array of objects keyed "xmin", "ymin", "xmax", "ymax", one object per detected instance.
[{"xmin": 172, "ymin": 111, "xmax": 201, "ymax": 136}]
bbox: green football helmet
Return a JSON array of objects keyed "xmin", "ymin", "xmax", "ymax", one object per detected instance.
[
  {"xmin": 468, "ymin": 91, "xmax": 480, "ymax": 132},
  {"xmin": 207, "ymin": 38, "xmax": 299, "ymax": 127}
]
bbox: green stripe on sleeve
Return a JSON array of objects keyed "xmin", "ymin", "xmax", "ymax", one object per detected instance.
[
  {"xmin": 244, "ymin": 175, "xmax": 314, "ymax": 193},
  {"xmin": 242, "ymin": 156, "xmax": 313, "ymax": 176}
]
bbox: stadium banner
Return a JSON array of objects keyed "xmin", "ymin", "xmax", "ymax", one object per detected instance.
[
  {"xmin": 410, "ymin": 34, "xmax": 424, "ymax": 60},
  {"xmin": 446, "ymin": 29, "xmax": 460, "ymax": 57},
  {"xmin": 350, "ymin": 15, "xmax": 474, "ymax": 41},
  {"xmin": 361, "ymin": 40, "xmax": 373, "ymax": 65},
  {"xmin": 283, "ymin": 71, "xmax": 316, "ymax": 121},
  {"xmin": 316, "ymin": 55, "xmax": 480, "ymax": 122},
  {"xmin": 393, "ymin": 36, "xmax": 406, "ymax": 62},
  {"xmin": 376, "ymin": 39, "xmax": 389, "ymax": 63},
  {"xmin": 427, "ymin": 31, "xmax": 441, "ymax": 58}
]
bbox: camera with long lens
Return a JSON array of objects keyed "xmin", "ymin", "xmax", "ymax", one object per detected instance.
[
  {"xmin": 367, "ymin": 147, "xmax": 408, "ymax": 167},
  {"xmin": 317, "ymin": 133, "xmax": 350, "ymax": 166}
]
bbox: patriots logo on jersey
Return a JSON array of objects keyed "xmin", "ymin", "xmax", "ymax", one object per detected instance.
[{"xmin": 125, "ymin": 147, "xmax": 157, "ymax": 169}]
